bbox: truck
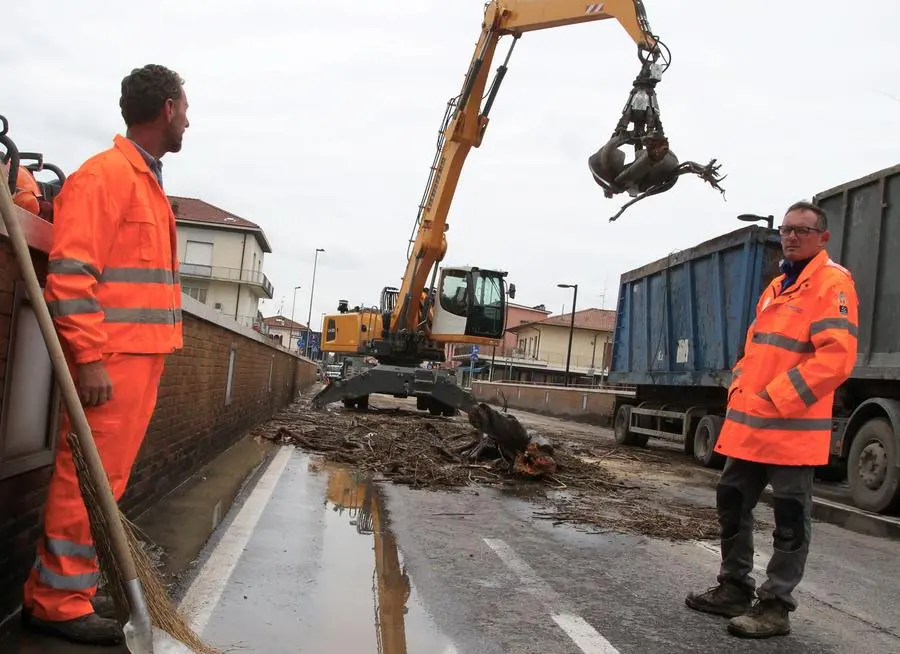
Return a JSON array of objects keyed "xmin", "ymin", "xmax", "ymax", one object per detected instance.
[{"xmin": 608, "ymin": 161, "xmax": 900, "ymax": 515}]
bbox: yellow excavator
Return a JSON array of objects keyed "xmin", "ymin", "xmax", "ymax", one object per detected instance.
[{"xmin": 314, "ymin": 0, "xmax": 724, "ymax": 415}]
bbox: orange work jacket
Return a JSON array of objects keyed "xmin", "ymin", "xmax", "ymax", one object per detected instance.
[
  {"xmin": 714, "ymin": 249, "xmax": 858, "ymax": 466},
  {"xmin": 44, "ymin": 134, "xmax": 183, "ymax": 364},
  {"xmin": 2, "ymin": 161, "xmax": 41, "ymax": 214},
  {"xmin": 14, "ymin": 166, "xmax": 42, "ymax": 215}
]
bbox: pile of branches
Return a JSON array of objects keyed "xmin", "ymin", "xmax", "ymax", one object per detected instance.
[{"xmin": 253, "ymin": 399, "xmax": 721, "ymax": 541}]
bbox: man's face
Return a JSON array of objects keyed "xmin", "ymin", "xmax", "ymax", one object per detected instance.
[
  {"xmin": 162, "ymin": 87, "xmax": 190, "ymax": 154},
  {"xmin": 779, "ymin": 208, "xmax": 829, "ymax": 262}
]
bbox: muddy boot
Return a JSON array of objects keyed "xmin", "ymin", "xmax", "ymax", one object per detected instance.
[
  {"xmin": 727, "ymin": 599, "xmax": 791, "ymax": 638},
  {"xmin": 25, "ymin": 612, "xmax": 124, "ymax": 646},
  {"xmin": 685, "ymin": 582, "xmax": 754, "ymax": 618},
  {"xmin": 91, "ymin": 594, "xmax": 118, "ymax": 619}
]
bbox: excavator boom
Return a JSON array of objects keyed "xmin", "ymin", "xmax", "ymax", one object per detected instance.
[{"xmin": 392, "ymin": 0, "xmax": 660, "ymax": 337}]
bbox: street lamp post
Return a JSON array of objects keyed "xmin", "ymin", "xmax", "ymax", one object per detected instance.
[
  {"xmin": 289, "ymin": 285, "xmax": 301, "ymax": 352},
  {"xmin": 305, "ymin": 248, "xmax": 325, "ymax": 358},
  {"xmin": 557, "ymin": 283, "xmax": 578, "ymax": 387}
]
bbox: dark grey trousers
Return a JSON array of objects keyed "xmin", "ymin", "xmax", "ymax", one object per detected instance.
[{"xmin": 715, "ymin": 456, "xmax": 814, "ymax": 611}]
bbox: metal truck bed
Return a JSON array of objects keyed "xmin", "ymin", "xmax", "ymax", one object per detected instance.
[{"xmin": 608, "ymin": 225, "xmax": 782, "ymax": 388}]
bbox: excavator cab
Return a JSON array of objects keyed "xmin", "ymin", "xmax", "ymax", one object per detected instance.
[{"xmin": 430, "ymin": 265, "xmax": 514, "ymax": 342}]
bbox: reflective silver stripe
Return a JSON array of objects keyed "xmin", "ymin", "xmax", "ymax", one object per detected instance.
[
  {"xmin": 46, "ymin": 537, "xmax": 96, "ymax": 560},
  {"xmin": 104, "ymin": 307, "xmax": 182, "ymax": 324},
  {"xmin": 33, "ymin": 556, "xmax": 99, "ymax": 591},
  {"xmin": 759, "ymin": 388, "xmax": 772, "ymax": 402},
  {"xmin": 726, "ymin": 409, "xmax": 831, "ymax": 431},
  {"xmin": 99, "ymin": 267, "xmax": 177, "ymax": 284},
  {"xmin": 788, "ymin": 368, "xmax": 817, "ymax": 407},
  {"xmin": 810, "ymin": 318, "xmax": 858, "ymax": 338},
  {"xmin": 752, "ymin": 332, "xmax": 813, "ymax": 353},
  {"xmin": 47, "ymin": 297, "xmax": 102, "ymax": 317},
  {"xmin": 48, "ymin": 258, "xmax": 100, "ymax": 279}
]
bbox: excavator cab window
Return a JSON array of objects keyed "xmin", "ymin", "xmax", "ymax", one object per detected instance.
[{"xmin": 437, "ymin": 267, "xmax": 506, "ymax": 339}]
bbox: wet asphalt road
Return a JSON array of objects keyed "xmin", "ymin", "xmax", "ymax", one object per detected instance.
[
  {"xmin": 189, "ymin": 443, "xmax": 900, "ymax": 654},
  {"xmin": 5, "ymin": 405, "xmax": 900, "ymax": 653}
]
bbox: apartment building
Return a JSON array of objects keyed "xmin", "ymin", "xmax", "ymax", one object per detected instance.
[{"xmin": 170, "ymin": 196, "xmax": 274, "ymax": 331}]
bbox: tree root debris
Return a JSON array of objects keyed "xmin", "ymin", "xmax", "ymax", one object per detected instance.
[{"xmin": 250, "ymin": 395, "xmax": 721, "ymax": 541}]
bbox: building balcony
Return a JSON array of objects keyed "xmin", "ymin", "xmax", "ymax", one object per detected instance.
[{"xmin": 179, "ymin": 263, "xmax": 274, "ymax": 299}]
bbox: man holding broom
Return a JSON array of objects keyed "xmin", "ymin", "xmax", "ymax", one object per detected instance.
[{"xmin": 22, "ymin": 64, "xmax": 189, "ymax": 646}]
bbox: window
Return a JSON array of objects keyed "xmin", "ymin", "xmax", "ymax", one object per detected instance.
[
  {"xmin": 182, "ymin": 286, "xmax": 208, "ymax": 304},
  {"xmin": 183, "ymin": 240, "xmax": 213, "ymax": 277},
  {"xmin": 439, "ymin": 270, "xmax": 469, "ymax": 317},
  {"xmin": 225, "ymin": 345, "xmax": 236, "ymax": 406},
  {"xmin": 0, "ymin": 282, "xmax": 60, "ymax": 479}
]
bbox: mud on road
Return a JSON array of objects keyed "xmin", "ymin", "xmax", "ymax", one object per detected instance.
[{"xmin": 251, "ymin": 392, "xmax": 722, "ymax": 542}]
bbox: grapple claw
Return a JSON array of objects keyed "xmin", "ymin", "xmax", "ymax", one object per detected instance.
[{"xmin": 588, "ymin": 51, "xmax": 726, "ymax": 221}]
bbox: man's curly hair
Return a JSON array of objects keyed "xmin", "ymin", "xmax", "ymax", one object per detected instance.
[{"xmin": 119, "ymin": 64, "xmax": 185, "ymax": 127}]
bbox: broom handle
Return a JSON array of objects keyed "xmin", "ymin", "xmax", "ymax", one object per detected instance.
[{"xmin": 0, "ymin": 180, "xmax": 139, "ymax": 584}]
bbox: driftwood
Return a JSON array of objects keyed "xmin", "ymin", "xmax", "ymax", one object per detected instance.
[{"xmin": 463, "ymin": 401, "xmax": 557, "ymax": 478}]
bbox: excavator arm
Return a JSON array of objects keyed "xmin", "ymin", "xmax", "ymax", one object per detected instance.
[{"xmin": 391, "ymin": 0, "xmax": 722, "ymax": 338}]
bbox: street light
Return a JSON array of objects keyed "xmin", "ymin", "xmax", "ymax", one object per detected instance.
[
  {"xmin": 289, "ymin": 285, "xmax": 301, "ymax": 352},
  {"xmin": 557, "ymin": 283, "xmax": 578, "ymax": 387},
  {"xmin": 305, "ymin": 248, "xmax": 325, "ymax": 358},
  {"xmin": 737, "ymin": 213, "xmax": 775, "ymax": 229}
]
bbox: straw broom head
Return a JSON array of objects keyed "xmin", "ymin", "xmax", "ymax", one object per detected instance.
[{"xmin": 66, "ymin": 431, "xmax": 219, "ymax": 654}]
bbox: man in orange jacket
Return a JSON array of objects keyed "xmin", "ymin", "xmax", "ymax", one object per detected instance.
[
  {"xmin": 685, "ymin": 201, "xmax": 858, "ymax": 638},
  {"xmin": 22, "ymin": 64, "xmax": 189, "ymax": 646}
]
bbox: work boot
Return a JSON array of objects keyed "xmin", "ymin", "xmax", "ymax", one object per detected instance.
[
  {"xmin": 727, "ymin": 599, "xmax": 791, "ymax": 638},
  {"xmin": 91, "ymin": 594, "xmax": 119, "ymax": 619},
  {"xmin": 24, "ymin": 611, "xmax": 124, "ymax": 646},
  {"xmin": 21, "ymin": 593, "xmax": 117, "ymax": 624},
  {"xmin": 685, "ymin": 582, "xmax": 754, "ymax": 618}
]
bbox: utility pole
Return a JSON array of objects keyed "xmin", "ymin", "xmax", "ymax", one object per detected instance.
[
  {"xmin": 557, "ymin": 283, "xmax": 578, "ymax": 387},
  {"xmin": 305, "ymin": 248, "xmax": 325, "ymax": 358}
]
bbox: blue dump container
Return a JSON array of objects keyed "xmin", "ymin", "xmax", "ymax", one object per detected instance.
[{"xmin": 608, "ymin": 225, "xmax": 782, "ymax": 388}]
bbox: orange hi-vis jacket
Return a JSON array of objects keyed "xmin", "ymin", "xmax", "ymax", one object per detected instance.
[
  {"xmin": 44, "ymin": 135, "xmax": 182, "ymax": 364},
  {"xmin": 714, "ymin": 249, "xmax": 859, "ymax": 466}
]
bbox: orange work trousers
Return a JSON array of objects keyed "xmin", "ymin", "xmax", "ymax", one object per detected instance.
[{"xmin": 23, "ymin": 352, "xmax": 166, "ymax": 622}]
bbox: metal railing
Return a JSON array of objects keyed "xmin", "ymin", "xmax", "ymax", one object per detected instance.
[
  {"xmin": 452, "ymin": 344, "xmax": 608, "ymax": 371},
  {"xmin": 179, "ymin": 263, "xmax": 274, "ymax": 298}
]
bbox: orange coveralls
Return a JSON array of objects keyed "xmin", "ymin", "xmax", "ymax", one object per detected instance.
[{"xmin": 23, "ymin": 134, "xmax": 182, "ymax": 622}]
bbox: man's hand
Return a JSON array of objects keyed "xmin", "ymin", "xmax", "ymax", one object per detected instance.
[{"xmin": 77, "ymin": 361, "xmax": 113, "ymax": 407}]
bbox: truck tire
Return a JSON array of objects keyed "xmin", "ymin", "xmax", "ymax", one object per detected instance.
[
  {"xmin": 613, "ymin": 404, "xmax": 648, "ymax": 446},
  {"xmin": 848, "ymin": 417, "xmax": 900, "ymax": 514},
  {"xmin": 693, "ymin": 415, "xmax": 726, "ymax": 469}
]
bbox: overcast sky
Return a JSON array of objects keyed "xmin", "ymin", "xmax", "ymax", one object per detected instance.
[{"xmin": 4, "ymin": 1, "xmax": 899, "ymax": 328}]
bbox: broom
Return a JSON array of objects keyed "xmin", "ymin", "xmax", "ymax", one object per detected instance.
[{"xmin": 0, "ymin": 170, "xmax": 216, "ymax": 654}]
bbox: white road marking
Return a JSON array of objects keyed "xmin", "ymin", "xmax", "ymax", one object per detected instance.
[
  {"xmin": 177, "ymin": 446, "xmax": 293, "ymax": 635},
  {"xmin": 483, "ymin": 538, "xmax": 620, "ymax": 654}
]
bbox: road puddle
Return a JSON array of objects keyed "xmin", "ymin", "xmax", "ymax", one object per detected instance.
[
  {"xmin": 192, "ymin": 449, "xmax": 459, "ymax": 653},
  {"xmin": 312, "ymin": 460, "xmax": 457, "ymax": 653}
]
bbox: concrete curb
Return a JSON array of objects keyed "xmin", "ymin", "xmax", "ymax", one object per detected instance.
[{"xmin": 758, "ymin": 486, "xmax": 900, "ymax": 540}]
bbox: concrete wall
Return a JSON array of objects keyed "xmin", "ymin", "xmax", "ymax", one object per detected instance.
[
  {"xmin": 471, "ymin": 381, "xmax": 632, "ymax": 426},
  {"xmin": 0, "ymin": 211, "xmax": 313, "ymax": 627}
]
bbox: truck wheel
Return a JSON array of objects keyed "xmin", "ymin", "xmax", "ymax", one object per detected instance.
[
  {"xmin": 848, "ymin": 417, "xmax": 900, "ymax": 514},
  {"xmin": 693, "ymin": 415, "xmax": 726, "ymax": 469},
  {"xmin": 613, "ymin": 404, "xmax": 647, "ymax": 446}
]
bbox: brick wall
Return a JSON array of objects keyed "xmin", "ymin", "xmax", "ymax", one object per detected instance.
[
  {"xmin": 471, "ymin": 381, "xmax": 633, "ymax": 426},
  {"xmin": 0, "ymin": 217, "xmax": 316, "ymax": 626}
]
